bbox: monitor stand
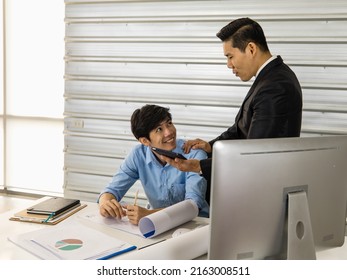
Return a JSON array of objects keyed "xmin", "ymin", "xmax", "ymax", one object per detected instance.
[{"xmin": 286, "ymin": 191, "xmax": 316, "ymax": 259}]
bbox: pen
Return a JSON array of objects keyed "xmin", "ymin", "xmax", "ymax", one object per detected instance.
[
  {"xmin": 133, "ymin": 189, "xmax": 139, "ymax": 206},
  {"xmin": 138, "ymin": 239, "xmax": 166, "ymax": 250},
  {"xmin": 96, "ymin": 245, "xmax": 137, "ymax": 260}
]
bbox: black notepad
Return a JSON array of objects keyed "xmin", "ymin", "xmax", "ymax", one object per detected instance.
[{"xmin": 26, "ymin": 197, "xmax": 80, "ymax": 216}]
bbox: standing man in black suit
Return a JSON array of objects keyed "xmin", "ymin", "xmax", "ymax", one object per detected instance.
[{"xmin": 162, "ymin": 17, "xmax": 302, "ymax": 196}]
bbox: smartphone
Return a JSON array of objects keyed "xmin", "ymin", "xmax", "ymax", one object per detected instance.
[{"xmin": 151, "ymin": 147, "xmax": 187, "ymax": 160}]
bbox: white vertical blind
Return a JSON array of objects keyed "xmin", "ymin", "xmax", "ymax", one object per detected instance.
[{"xmin": 64, "ymin": 0, "xmax": 347, "ymax": 203}]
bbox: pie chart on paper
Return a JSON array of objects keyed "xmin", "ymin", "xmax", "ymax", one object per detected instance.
[{"xmin": 55, "ymin": 239, "xmax": 83, "ymax": 251}]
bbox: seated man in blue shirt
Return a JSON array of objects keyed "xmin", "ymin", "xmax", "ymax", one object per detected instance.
[{"xmin": 98, "ymin": 104, "xmax": 209, "ymax": 225}]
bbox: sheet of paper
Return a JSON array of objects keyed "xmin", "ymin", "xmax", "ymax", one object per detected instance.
[
  {"xmin": 81, "ymin": 200, "xmax": 199, "ymax": 239},
  {"xmin": 8, "ymin": 223, "xmax": 136, "ymax": 260},
  {"xmin": 138, "ymin": 200, "xmax": 199, "ymax": 238},
  {"xmin": 79, "ymin": 212, "xmax": 142, "ymax": 236}
]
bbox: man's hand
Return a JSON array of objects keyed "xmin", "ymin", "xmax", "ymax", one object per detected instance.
[
  {"xmin": 125, "ymin": 205, "xmax": 161, "ymax": 225},
  {"xmin": 125, "ymin": 205, "xmax": 147, "ymax": 225},
  {"xmin": 161, "ymin": 156, "xmax": 201, "ymax": 173},
  {"xmin": 99, "ymin": 193, "xmax": 126, "ymax": 219},
  {"xmin": 183, "ymin": 138, "xmax": 211, "ymax": 154}
]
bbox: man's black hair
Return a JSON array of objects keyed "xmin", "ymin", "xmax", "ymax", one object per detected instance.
[
  {"xmin": 216, "ymin": 17, "xmax": 269, "ymax": 52},
  {"xmin": 131, "ymin": 104, "xmax": 172, "ymax": 140}
]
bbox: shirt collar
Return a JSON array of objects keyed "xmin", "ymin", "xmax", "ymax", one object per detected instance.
[
  {"xmin": 145, "ymin": 139, "xmax": 184, "ymax": 166},
  {"xmin": 256, "ymin": 55, "xmax": 277, "ymax": 77},
  {"xmin": 145, "ymin": 146, "xmax": 157, "ymax": 165}
]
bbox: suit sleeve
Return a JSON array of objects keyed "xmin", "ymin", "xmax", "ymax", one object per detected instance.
[{"xmin": 209, "ymin": 124, "xmax": 239, "ymax": 147}]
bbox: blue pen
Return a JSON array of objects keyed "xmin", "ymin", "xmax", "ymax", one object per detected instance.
[{"xmin": 96, "ymin": 245, "xmax": 137, "ymax": 260}]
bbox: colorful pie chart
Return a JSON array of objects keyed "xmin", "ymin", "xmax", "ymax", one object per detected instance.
[{"xmin": 55, "ymin": 239, "xmax": 83, "ymax": 251}]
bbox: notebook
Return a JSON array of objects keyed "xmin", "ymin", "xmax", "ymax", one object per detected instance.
[
  {"xmin": 26, "ymin": 197, "xmax": 80, "ymax": 216},
  {"xmin": 10, "ymin": 203, "xmax": 87, "ymax": 225}
]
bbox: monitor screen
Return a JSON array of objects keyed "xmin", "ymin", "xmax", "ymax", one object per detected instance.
[{"xmin": 208, "ymin": 136, "xmax": 347, "ymax": 260}]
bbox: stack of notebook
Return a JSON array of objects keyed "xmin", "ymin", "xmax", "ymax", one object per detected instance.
[{"xmin": 10, "ymin": 197, "xmax": 87, "ymax": 225}]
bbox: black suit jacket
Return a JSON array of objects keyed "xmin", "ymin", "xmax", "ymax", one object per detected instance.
[{"xmin": 201, "ymin": 56, "xmax": 302, "ymax": 196}]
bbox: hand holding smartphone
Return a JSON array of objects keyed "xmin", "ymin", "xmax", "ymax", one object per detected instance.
[{"xmin": 151, "ymin": 147, "xmax": 187, "ymax": 160}]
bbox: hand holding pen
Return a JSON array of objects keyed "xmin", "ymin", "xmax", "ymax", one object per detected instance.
[
  {"xmin": 125, "ymin": 190, "xmax": 162, "ymax": 225},
  {"xmin": 125, "ymin": 190, "xmax": 142, "ymax": 225},
  {"xmin": 99, "ymin": 190, "xmax": 142, "ymax": 224},
  {"xmin": 100, "ymin": 190, "xmax": 161, "ymax": 225}
]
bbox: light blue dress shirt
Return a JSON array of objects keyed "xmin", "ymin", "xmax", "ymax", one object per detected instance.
[{"xmin": 101, "ymin": 139, "xmax": 209, "ymax": 217}]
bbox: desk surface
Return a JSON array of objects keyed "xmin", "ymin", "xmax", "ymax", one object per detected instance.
[
  {"xmin": 0, "ymin": 197, "xmax": 208, "ymax": 260},
  {"xmin": 1, "ymin": 197, "xmax": 347, "ymax": 260}
]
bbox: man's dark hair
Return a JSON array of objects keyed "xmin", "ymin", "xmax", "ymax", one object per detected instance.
[
  {"xmin": 216, "ymin": 17, "xmax": 269, "ymax": 53},
  {"xmin": 131, "ymin": 104, "xmax": 172, "ymax": 140}
]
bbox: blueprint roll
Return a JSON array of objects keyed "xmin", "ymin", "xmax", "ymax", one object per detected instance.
[
  {"xmin": 138, "ymin": 199, "xmax": 199, "ymax": 238},
  {"xmin": 118, "ymin": 225, "xmax": 209, "ymax": 260}
]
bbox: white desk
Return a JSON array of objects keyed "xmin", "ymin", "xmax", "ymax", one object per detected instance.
[
  {"xmin": 0, "ymin": 197, "xmax": 209, "ymax": 260},
  {"xmin": 1, "ymin": 197, "xmax": 347, "ymax": 260}
]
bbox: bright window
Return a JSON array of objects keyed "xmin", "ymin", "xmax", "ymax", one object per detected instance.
[
  {"xmin": 0, "ymin": 2, "xmax": 3, "ymax": 190},
  {"xmin": 2, "ymin": 0, "xmax": 64, "ymax": 195}
]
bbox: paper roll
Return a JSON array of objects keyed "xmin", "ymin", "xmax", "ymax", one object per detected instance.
[
  {"xmin": 118, "ymin": 225, "xmax": 209, "ymax": 260},
  {"xmin": 138, "ymin": 199, "xmax": 199, "ymax": 238}
]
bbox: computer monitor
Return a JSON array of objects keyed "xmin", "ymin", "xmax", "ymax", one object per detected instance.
[{"xmin": 208, "ymin": 136, "xmax": 347, "ymax": 260}]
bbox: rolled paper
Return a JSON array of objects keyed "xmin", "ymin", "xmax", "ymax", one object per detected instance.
[
  {"xmin": 138, "ymin": 199, "xmax": 199, "ymax": 238},
  {"xmin": 118, "ymin": 225, "xmax": 209, "ymax": 260}
]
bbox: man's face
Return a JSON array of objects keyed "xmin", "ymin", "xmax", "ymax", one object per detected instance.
[
  {"xmin": 223, "ymin": 41, "xmax": 257, "ymax": 82},
  {"xmin": 148, "ymin": 118, "xmax": 177, "ymax": 150}
]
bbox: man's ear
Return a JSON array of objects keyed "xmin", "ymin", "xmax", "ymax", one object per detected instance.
[
  {"xmin": 247, "ymin": 42, "xmax": 257, "ymax": 56},
  {"xmin": 139, "ymin": 137, "xmax": 150, "ymax": 146}
]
